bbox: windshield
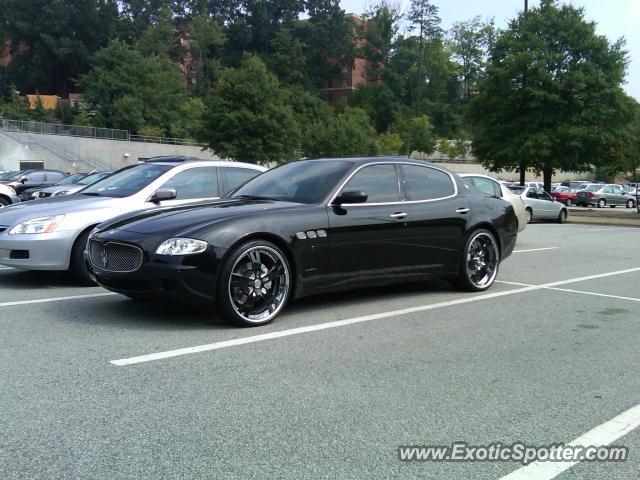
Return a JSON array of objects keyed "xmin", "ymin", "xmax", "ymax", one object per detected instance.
[
  {"xmin": 77, "ymin": 171, "xmax": 111, "ymax": 186},
  {"xmin": 81, "ymin": 164, "xmax": 172, "ymax": 198},
  {"xmin": 4, "ymin": 171, "xmax": 28, "ymax": 181},
  {"xmin": 0, "ymin": 171, "xmax": 18, "ymax": 180},
  {"xmin": 55, "ymin": 173, "xmax": 85, "ymax": 186},
  {"xmin": 507, "ymin": 185, "xmax": 525, "ymax": 194},
  {"xmin": 232, "ymin": 160, "xmax": 353, "ymax": 204}
]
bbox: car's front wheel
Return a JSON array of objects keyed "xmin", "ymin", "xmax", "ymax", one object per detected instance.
[
  {"xmin": 217, "ymin": 240, "xmax": 292, "ymax": 327},
  {"xmin": 526, "ymin": 208, "xmax": 533, "ymax": 223},
  {"xmin": 626, "ymin": 199, "xmax": 635, "ymax": 208},
  {"xmin": 557, "ymin": 209, "xmax": 567, "ymax": 224},
  {"xmin": 597, "ymin": 198, "xmax": 606, "ymax": 208},
  {"xmin": 70, "ymin": 229, "xmax": 97, "ymax": 286},
  {"xmin": 455, "ymin": 229, "xmax": 500, "ymax": 292}
]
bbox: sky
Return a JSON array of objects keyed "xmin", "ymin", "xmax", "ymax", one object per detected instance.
[{"xmin": 340, "ymin": 0, "xmax": 640, "ymax": 100}]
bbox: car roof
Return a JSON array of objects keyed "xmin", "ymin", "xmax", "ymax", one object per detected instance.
[
  {"xmin": 303, "ymin": 156, "xmax": 443, "ymax": 168},
  {"xmin": 142, "ymin": 156, "xmax": 266, "ymax": 170}
]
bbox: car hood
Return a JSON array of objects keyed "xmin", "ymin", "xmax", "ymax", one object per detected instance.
[
  {"xmin": 0, "ymin": 194, "xmax": 125, "ymax": 225},
  {"xmin": 38, "ymin": 185, "xmax": 84, "ymax": 194},
  {"xmin": 101, "ymin": 198, "xmax": 299, "ymax": 235}
]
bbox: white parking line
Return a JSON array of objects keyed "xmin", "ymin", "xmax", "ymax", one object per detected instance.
[
  {"xmin": 546, "ymin": 287, "xmax": 640, "ymax": 303},
  {"xmin": 498, "ymin": 403, "xmax": 640, "ymax": 480},
  {"xmin": 513, "ymin": 247, "xmax": 558, "ymax": 253},
  {"xmin": 110, "ymin": 266, "xmax": 640, "ymax": 366},
  {"xmin": 0, "ymin": 292, "xmax": 117, "ymax": 308}
]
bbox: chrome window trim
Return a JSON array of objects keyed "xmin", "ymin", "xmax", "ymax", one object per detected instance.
[{"xmin": 327, "ymin": 161, "xmax": 458, "ymax": 207}]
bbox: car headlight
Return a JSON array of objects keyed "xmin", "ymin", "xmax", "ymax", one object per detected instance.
[
  {"xmin": 6, "ymin": 186, "xmax": 16, "ymax": 195},
  {"xmin": 9, "ymin": 215, "xmax": 66, "ymax": 235},
  {"xmin": 52, "ymin": 190, "xmax": 69, "ymax": 196},
  {"xmin": 155, "ymin": 238, "xmax": 208, "ymax": 256}
]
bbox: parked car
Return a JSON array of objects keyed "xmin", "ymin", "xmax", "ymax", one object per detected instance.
[
  {"xmin": 87, "ymin": 157, "xmax": 518, "ymax": 327},
  {"xmin": 29, "ymin": 171, "xmax": 112, "ymax": 200},
  {"xmin": 0, "ymin": 169, "xmax": 68, "ymax": 195},
  {"xmin": 507, "ymin": 186, "xmax": 568, "ymax": 223},
  {"xmin": 460, "ymin": 174, "xmax": 527, "ymax": 232},
  {"xmin": 0, "ymin": 157, "xmax": 265, "ymax": 284},
  {"xmin": 550, "ymin": 186, "xmax": 577, "ymax": 206},
  {"xmin": 0, "ymin": 183, "xmax": 19, "ymax": 207},
  {"xmin": 20, "ymin": 172, "xmax": 89, "ymax": 201},
  {"xmin": 525, "ymin": 181, "xmax": 544, "ymax": 189},
  {"xmin": 576, "ymin": 185, "xmax": 636, "ymax": 208}
]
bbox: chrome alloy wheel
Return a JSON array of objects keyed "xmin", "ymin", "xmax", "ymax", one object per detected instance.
[
  {"xmin": 465, "ymin": 232, "xmax": 499, "ymax": 289},
  {"xmin": 228, "ymin": 246, "xmax": 290, "ymax": 324}
]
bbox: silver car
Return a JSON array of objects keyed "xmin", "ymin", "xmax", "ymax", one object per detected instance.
[
  {"xmin": 507, "ymin": 186, "xmax": 568, "ymax": 223},
  {"xmin": 0, "ymin": 157, "xmax": 265, "ymax": 283},
  {"xmin": 0, "ymin": 183, "xmax": 19, "ymax": 207}
]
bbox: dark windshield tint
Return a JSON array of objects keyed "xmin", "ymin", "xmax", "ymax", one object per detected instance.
[
  {"xmin": 56, "ymin": 173, "xmax": 85, "ymax": 186},
  {"xmin": 82, "ymin": 164, "xmax": 172, "ymax": 198},
  {"xmin": 232, "ymin": 160, "xmax": 353, "ymax": 204},
  {"xmin": 0, "ymin": 171, "xmax": 18, "ymax": 180},
  {"xmin": 5, "ymin": 171, "xmax": 28, "ymax": 181}
]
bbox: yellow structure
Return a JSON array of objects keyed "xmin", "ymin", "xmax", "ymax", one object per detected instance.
[{"xmin": 26, "ymin": 94, "xmax": 59, "ymax": 110}]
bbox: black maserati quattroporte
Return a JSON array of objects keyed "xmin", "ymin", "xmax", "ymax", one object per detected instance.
[{"xmin": 87, "ymin": 157, "xmax": 518, "ymax": 326}]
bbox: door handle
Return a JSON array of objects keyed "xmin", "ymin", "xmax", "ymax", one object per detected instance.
[
  {"xmin": 389, "ymin": 212, "xmax": 407, "ymax": 219},
  {"xmin": 456, "ymin": 208, "xmax": 470, "ymax": 214}
]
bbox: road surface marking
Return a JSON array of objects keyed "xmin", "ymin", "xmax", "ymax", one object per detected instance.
[
  {"xmin": 498, "ymin": 403, "xmax": 640, "ymax": 480},
  {"xmin": 513, "ymin": 247, "xmax": 559, "ymax": 253},
  {"xmin": 111, "ymin": 266, "xmax": 640, "ymax": 366},
  {"xmin": 0, "ymin": 292, "xmax": 117, "ymax": 308},
  {"xmin": 546, "ymin": 287, "xmax": 640, "ymax": 303}
]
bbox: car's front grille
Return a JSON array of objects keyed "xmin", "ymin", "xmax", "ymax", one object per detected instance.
[{"xmin": 89, "ymin": 240, "xmax": 143, "ymax": 273}]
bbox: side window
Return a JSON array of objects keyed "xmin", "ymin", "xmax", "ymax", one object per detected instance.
[
  {"xmin": 342, "ymin": 164, "xmax": 400, "ymax": 203},
  {"xmin": 402, "ymin": 164, "xmax": 455, "ymax": 201},
  {"xmin": 468, "ymin": 177, "xmax": 499, "ymax": 197},
  {"xmin": 27, "ymin": 172, "xmax": 46, "ymax": 183},
  {"xmin": 223, "ymin": 168, "xmax": 261, "ymax": 192},
  {"xmin": 526, "ymin": 189, "xmax": 537, "ymax": 199},
  {"xmin": 160, "ymin": 167, "xmax": 219, "ymax": 200},
  {"xmin": 47, "ymin": 172, "xmax": 65, "ymax": 183}
]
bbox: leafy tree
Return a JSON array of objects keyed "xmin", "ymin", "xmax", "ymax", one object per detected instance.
[
  {"xmin": 447, "ymin": 16, "xmax": 495, "ymax": 100},
  {"xmin": 81, "ymin": 40, "xmax": 188, "ymax": 135},
  {"xmin": 203, "ymin": 55, "xmax": 298, "ymax": 163},
  {"xmin": 170, "ymin": 97, "xmax": 206, "ymax": 139},
  {"xmin": 0, "ymin": 0, "xmax": 118, "ymax": 95},
  {"xmin": 358, "ymin": 1, "xmax": 402, "ymax": 82},
  {"xmin": 268, "ymin": 27, "xmax": 306, "ymax": 85},
  {"xmin": 393, "ymin": 115, "xmax": 436, "ymax": 155},
  {"xmin": 302, "ymin": 107, "xmax": 377, "ymax": 157},
  {"xmin": 188, "ymin": 14, "xmax": 226, "ymax": 94},
  {"xmin": 243, "ymin": 0, "xmax": 305, "ymax": 54},
  {"xmin": 376, "ymin": 132, "xmax": 404, "ymax": 155},
  {"xmin": 469, "ymin": 0, "xmax": 636, "ymax": 192}
]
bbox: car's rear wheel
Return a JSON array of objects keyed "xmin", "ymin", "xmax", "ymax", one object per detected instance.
[
  {"xmin": 455, "ymin": 229, "xmax": 500, "ymax": 292},
  {"xmin": 626, "ymin": 199, "xmax": 635, "ymax": 208},
  {"xmin": 597, "ymin": 198, "xmax": 606, "ymax": 208},
  {"xmin": 70, "ymin": 229, "xmax": 97, "ymax": 286},
  {"xmin": 526, "ymin": 208, "xmax": 533, "ymax": 223},
  {"xmin": 217, "ymin": 240, "xmax": 291, "ymax": 327},
  {"xmin": 557, "ymin": 209, "xmax": 567, "ymax": 224},
  {"xmin": 565, "ymin": 198, "xmax": 573, "ymax": 207}
]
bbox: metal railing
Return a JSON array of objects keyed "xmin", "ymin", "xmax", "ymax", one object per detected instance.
[
  {"xmin": 130, "ymin": 134, "xmax": 206, "ymax": 147},
  {"xmin": 1, "ymin": 119, "xmax": 129, "ymax": 141}
]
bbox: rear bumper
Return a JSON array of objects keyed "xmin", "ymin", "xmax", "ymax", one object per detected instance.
[{"xmin": 0, "ymin": 230, "xmax": 76, "ymax": 270}]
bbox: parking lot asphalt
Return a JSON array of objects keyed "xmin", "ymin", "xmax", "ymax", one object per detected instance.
[{"xmin": 1, "ymin": 224, "xmax": 639, "ymax": 480}]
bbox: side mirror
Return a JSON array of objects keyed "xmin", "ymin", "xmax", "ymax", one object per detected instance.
[
  {"xmin": 20, "ymin": 176, "xmax": 28, "ymax": 184},
  {"xmin": 334, "ymin": 190, "xmax": 368, "ymax": 205},
  {"xmin": 148, "ymin": 188, "xmax": 177, "ymax": 203}
]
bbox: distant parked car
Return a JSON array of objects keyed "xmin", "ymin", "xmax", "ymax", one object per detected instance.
[
  {"xmin": 576, "ymin": 185, "xmax": 636, "ymax": 208},
  {"xmin": 0, "ymin": 183, "xmax": 19, "ymax": 207},
  {"xmin": 29, "ymin": 171, "xmax": 112, "ymax": 200},
  {"xmin": 507, "ymin": 186, "xmax": 568, "ymax": 223},
  {"xmin": 0, "ymin": 170, "xmax": 68, "ymax": 195},
  {"xmin": 460, "ymin": 174, "xmax": 527, "ymax": 232},
  {"xmin": 20, "ymin": 172, "xmax": 89, "ymax": 202},
  {"xmin": 550, "ymin": 186, "xmax": 577, "ymax": 206},
  {"xmin": 0, "ymin": 158, "xmax": 265, "ymax": 284}
]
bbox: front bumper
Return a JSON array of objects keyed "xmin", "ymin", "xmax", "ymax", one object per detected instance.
[
  {"xmin": 87, "ymin": 234, "xmax": 218, "ymax": 306},
  {"xmin": 0, "ymin": 229, "xmax": 77, "ymax": 270}
]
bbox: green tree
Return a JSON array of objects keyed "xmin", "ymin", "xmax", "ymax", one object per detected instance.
[
  {"xmin": 469, "ymin": 0, "xmax": 636, "ymax": 192},
  {"xmin": 393, "ymin": 115, "xmax": 436, "ymax": 155},
  {"xmin": 302, "ymin": 107, "xmax": 377, "ymax": 157},
  {"xmin": 268, "ymin": 27, "xmax": 306, "ymax": 85},
  {"xmin": 358, "ymin": 1, "xmax": 402, "ymax": 82},
  {"xmin": 81, "ymin": 40, "xmax": 187, "ymax": 135},
  {"xmin": 203, "ymin": 55, "xmax": 298, "ymax": 163}
]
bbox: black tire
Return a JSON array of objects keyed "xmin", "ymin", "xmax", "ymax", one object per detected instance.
[
  {"xmin": 557, "ymin": 209, "xmax": 567, "ymax": 224},
  {"xmin": 626, "ymin": 200, "xmax": 635, "ymax": 208},
  {"xmin": 525, "ymin": 208, "xmax": 533, "ymax": 224},
  {"xmin": 597, "ymin": 198, "xmax": 606, "ymax": 208},
  {"xmin": 455, "ymin": 229, "xmax": 500, "ymax": 292},
  {"xmin": 565, "ymin": 198, "xmax": 573, "ymax": 207},
  {"xmin": 216, "ymin": 240, "xmax": 292, "ymax": 327},
  {"xmin": 70, "ymin": 229, "xmax": 97, "ymax": 286},
  {"xmin": 0, "ymin": 197, "xmax": 9, "ymax": 207}
]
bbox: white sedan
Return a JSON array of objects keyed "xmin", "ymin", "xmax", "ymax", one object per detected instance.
[{"xmin": 507, "ymin": 185, "xmax": 568, "ymax": 223}]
